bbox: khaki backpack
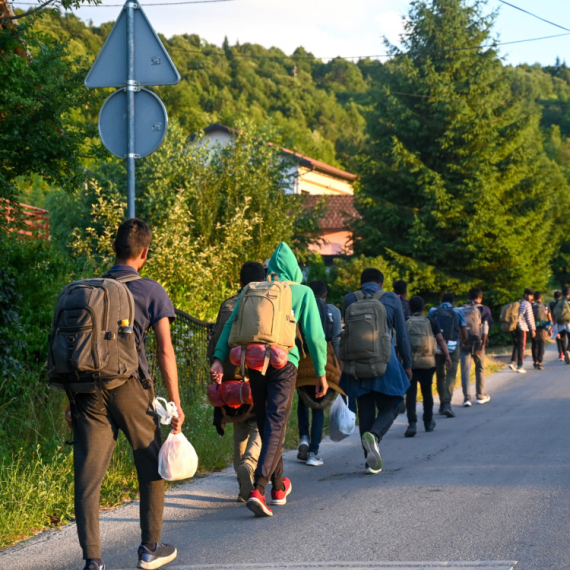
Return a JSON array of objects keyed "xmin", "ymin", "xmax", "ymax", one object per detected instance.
[
  {"xmin": 406, "ymin": 316, "xmax": 437, "ymax": 369},
  {"xmin": 228, "ymin": 273, "xmax": 296, "ymax": 374},
  {"xmin": 500, "ymin": 301, "xmax": 520, "ymax": 332},
  {"xmin": 339, "ymin": 290, "xmax": 391, "ymax": 379},
  {"xmin": 553, "ymin": 298, "xmax": 570, "ymax": 325}
]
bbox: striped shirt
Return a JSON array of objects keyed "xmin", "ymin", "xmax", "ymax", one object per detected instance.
[{"xmin": 518, "ymin": 300, "xmax": 536, "ymax": 332}]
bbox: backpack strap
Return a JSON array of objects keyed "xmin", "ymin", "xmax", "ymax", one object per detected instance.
[
  {"xmin": 354, "ymin": 290, "xmax": 365, "ymax": 301},
  {"xmin": 372, "ymin": 289, "xmax": 387, "ymax": 301},
  {"xmin": 104, "ymin": 272, "xmax": 142, "ymax": 283}
]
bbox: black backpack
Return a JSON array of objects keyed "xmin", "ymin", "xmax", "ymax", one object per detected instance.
[
  {"xmin": 434, "ymin": 306, "xmax": 459, "ymax": 342},
  {"xmin": 315, "ymin": 297, "xmax": 334, "ymax": 342},
  {"xmin": 48, "ymin": 274, "xmax": 141, "ymax": 393}
]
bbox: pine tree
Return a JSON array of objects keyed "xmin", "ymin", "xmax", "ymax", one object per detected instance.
[{"xmin": 356, "ymin": 0, "xmax": 569, "ymax": 305}]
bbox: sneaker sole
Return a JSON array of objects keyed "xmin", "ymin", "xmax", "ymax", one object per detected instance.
[
  {"xmin": 306, "ymin": 459, "xmax": 323, "ymax": 466},
  {"xmin": 246, "ymin": 497, "xmax": 273, "ymax": 517},
  {"xmin": 137, "ymin": 549, "xmax": 177, "ymax": 570},
  {"xmin": 271, "ymin": 481, "xmax": 292, "ymax": 506},
  {"xmin": 362, "ymin": 432, "xmax": 382, "ymax": 471},
  {"xmin": 365, "ymin": 466, "xmax": 382, "ymax": 474},
  {"xmin": 463, "ymin": 402, "xmax": 472, "ymax": 407},
  {"xmin": 236, "ymin": 464, "xmax": 254, "ymax": 501},
  {"xmin": 297, "ymin": 443, "xmax": 309, "ymax": 462},
  {"xmin": 443, "ymin": 410, "xmax": 455, "ymax": 418}
]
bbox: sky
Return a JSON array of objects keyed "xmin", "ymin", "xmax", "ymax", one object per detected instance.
[{"xmin": 12, "ymin": 0, "xmax": 570, "ymax": 66}]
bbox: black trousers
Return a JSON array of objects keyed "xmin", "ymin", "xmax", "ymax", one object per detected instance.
[
  {"xmin": 71, "ymin": 377, "xmax": 163, "ymax": 560},
  {"xmin": 357, "ymin": 392, "xmax": 403, "ymax": 454},
  {"xmin": 532, "ymin": 330, "xmax": 546, "ymax": 364},
  {"xmin": 249, "ymin": 362, "xmax": 297, "ymax": 493},
  {"xmin": 406, "ymin": 368, "xmax": 435, "ymax": 424},
  {"xmin": 511, "ymin": 329, "xmax": 528, "ymax": 368}
]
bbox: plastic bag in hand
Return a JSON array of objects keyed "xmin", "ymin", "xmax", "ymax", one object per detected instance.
[
  {"xmin": 158, "ymin": 432, "xmax": 198, "ymax": 481},
  {"xmin": 328, "ymin": 394, "xmax": 356, "ymax": 442},
  {"xmin": 153, "ymin": 397, "xmax": 179, "ymax": 425}
]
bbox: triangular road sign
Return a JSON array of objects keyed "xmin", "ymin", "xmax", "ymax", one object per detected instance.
[{"xmin": 85, "ymin": 0, "xmax": 180, "ymax": 88}]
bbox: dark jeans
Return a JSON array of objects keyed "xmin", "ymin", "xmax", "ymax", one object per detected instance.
[
  {"xmin": 435, "ymin": 348, "xmax": 460, "ymax": 405},
  {"xmin": 357, "ymin": 392, "xmax": 403, "ymax": 455},
  {"xmin": 406, "ymin": 368, "xmax": 435, "ymax": 424},
  {"xmin": 560, "ymin": 330, "xmax": 570, "ymax": 356},
  {"xmin": 297, "ymin": 388, "xmax": 324, "ymax": 454},
  {"xmin": 249, "ymin": 362, "xmax": 297, "ymax": 493},
  {"xmin": 71, "ymin": 377, "xmax": 163, "ymax": 560},
  {"xmin": 511, "ymin": 329, "xmax": 528, "ymax": 368},
  {"xmin": 532, "ymin": 329, "xmax": 546, "ymax": 364}
]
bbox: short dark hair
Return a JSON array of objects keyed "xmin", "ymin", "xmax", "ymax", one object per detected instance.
[
  {"xmin": 409, "ymin": 295, "xmax": 425, "ymax": 314},
  {"xmin": 115, "ymin": 218, "xmax": 152, "ymax": 260},
  {"xmin": 524, "ymin": 288, "xmax": 535, "ymax": 297},
  {"xmin": 563, "ymin": 286, "xmax": 570, "ymax": 297},
  {"xmin": 393, "ymin": 279, "xmax": 407, "ymax": 296},
  {"xmin": 534, "ymin": 291, "xmax": 543, "ymax": 301},
  {"xmin": 361, "ymin": 268, "xmax": 384, "ymax": 285},
  {"xmin": 441, "ymin": 292, "xmax": 455, "ymax": 304},
  {"xmin": 309, "ymin": 280, "xmax": 328, "ymax": 298},
  {"xmin": 469, "ymin": 287, "xmax": 483, "ymax": 301},
  {"xmin": 240, "ymin": 261, "xmax": 265, "ymax": 287},
  {"xmin": 554, "ymin": 290, "xmax": 562, "ymax": 300}
]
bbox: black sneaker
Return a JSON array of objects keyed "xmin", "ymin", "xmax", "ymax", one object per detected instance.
[
  {"xmin": 83, "ymin": 562, "xmax": 105, "ymax": 570},
  {"xmin": 137, "ymin": 543, "xmax": 177, "ymax": 569},
  {"xmin": 404, "ymin": 422, "xmax": 417, "ymax": 437},
  {"xmin": 442, "ymin": 403, "xmax": 455, "ymax": 418},
  {"xmin": 424, "ymin": 420, "xmax": 436, "ymax": 432}
]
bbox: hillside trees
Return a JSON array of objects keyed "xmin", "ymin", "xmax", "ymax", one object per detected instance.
[{"xmin": 356, "ymin": 0, "xmax": 569, "ymax": 304}]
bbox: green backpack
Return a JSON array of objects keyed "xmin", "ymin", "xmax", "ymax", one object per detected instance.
[
  {"xmin": 553, "ymin": 298, "xmax": 570, "ymax": 325},
  {"xmin": 339, "ymin": 290, "xmax": 391, "ymax": 379},
  {"xmin": 500, "ymin": 301, "xmax": 520, "ymax": 332},
  {"xmin": 406, "ymin": 316, "xmax": 437, "ymax": 369}
]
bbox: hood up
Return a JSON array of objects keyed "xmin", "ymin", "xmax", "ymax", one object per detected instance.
[{"xmin": 267, "ymin": 242, "xmax": 303, "ymax": 284}]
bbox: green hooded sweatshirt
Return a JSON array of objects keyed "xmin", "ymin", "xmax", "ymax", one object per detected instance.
[{"xmin": 213, "ymin": 242, "xmax": 327, "ymax": 376}]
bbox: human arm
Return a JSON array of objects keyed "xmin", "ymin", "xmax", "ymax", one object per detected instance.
[
  {"xmin": 154, "ymin": 317, "xmax": 184, "ymax": 434},
  {"xmin": 299, "ymin": 287, "xmax": 328, "ymax": 381},
  {"xmin": 210, "ymin": 301, "xmax": 240, "ymax": 382},
  {"xmin": 435, "ymin": 332, "xmax": 452, "ymax": 369},
  {"xmin": 392, "ymin": 295, "xmax": 412, "ymax": 371}
]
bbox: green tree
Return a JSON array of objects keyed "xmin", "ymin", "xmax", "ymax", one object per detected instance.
[{"xmin": 356, "ymin": 0, "xmax": 569, "ymax": 305}]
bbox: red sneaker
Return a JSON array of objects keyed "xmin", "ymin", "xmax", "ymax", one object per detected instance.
[
  {"xmin": 246, "ymin": 490, "xmax": 273, "ymax": 517},
  {"xmin": 270, "ymin": 478, "xmax": 292, "ymax": 506}
]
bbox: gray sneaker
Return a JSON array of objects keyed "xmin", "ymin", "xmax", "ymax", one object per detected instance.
[
  {"xmin": 236, "ymin": 463, "xmax": 254, "ymax": 502},
  {"xmin": 306, "ymin": 452, "xmax": 323, "ymax": 466},
  {"xmin": 362, "ymin": 432, "xmax": 382, "ymax": 472},
  {"xmin": 137, "ymin": 543, "xmax": 177, "ymax": 569},
  {"xmin": 297, "ymin": 436, "xmax": 309, "ymax": 462}
]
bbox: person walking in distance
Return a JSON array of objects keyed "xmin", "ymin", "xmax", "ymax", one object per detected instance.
[
  {"xmin": 428, "ymin": 293, "xmax": 467, "ymax": 418},
  {"xmin": 340, "ymin": 268, "xmax": 412, "ymax": 474},
  {"xmin": 550, "ymin": 291, "xmax": 565, "ymax": 361},
  {"xmin": 59, "ymin": 219, "xmax": 184, "ymax": 570},
  {"xmin": 509, "ymin": 288, "xmax": 536, "ymax": 374},
  {"xmin": 210, "ymin": 243, "xmax": 327, "ymax": 518},
  {"xmin": 393, "ymin": 279, "xmax": 411, "ymax": 319},
  {"xmin": 552, "ymin": 287, "xmax": 570, "ymax": 364},
  {"xmin": 531, "ymin": 292, "xmax": 550, "ymax": 370},
  {"xmin": 207, "ymin": 262, "xmax": 265, "ymax": 502},
  {"xmin": 404, "ymin": 296, "xmax": 451, "ymax": 437},
  {"xmin": 460, "ymin": 287, "xmax": 493, "ymax": 406}
]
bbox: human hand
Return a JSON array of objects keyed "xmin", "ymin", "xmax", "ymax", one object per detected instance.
[
  {"xmin": 315, "ymin": 375, "xmax": 328, "ymax": 398},
  {"xmin": 531, "ymin": 330, "xmax": 536, "ymax": 339},
  {"xmin": 445, "ymin": 356, "xmax": 452, "ymax": 370},
  {"xmin": 210, "ymin": 359, "xmax": 224, "ymax": 384},
  {"xmin": 170, "ymin": 404, "xmax": 185, "ymax": 434},
  {"xmin": 404, "ymin": 368, "xmax": 413, "ymax": 381},
  {"xmin": 64, "ymin": 405, "xmax": 72, "ymax": 428}
]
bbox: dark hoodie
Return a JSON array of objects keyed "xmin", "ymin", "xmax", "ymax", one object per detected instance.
[{"xmin": 213, "ymin": 243, "xmax": 327, "ymax": 377}]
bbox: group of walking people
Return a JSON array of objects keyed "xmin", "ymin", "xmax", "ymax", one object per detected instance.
[{"xmin": 51, "ymin": 219, "xmax": 570, "ymax": 570}]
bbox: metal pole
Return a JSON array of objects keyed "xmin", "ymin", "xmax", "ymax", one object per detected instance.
[{"xmin": 126, "ymin": 1, "xmax": 137, "ymax": 219}]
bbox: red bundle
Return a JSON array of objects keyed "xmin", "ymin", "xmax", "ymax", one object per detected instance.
[
  {"xmin": 229, "ymin": 344, "xmax": 288, "ymax": 371},
  {"xmin": 207, "ymin": 380, "xmax": 253, "ymax": 408}
]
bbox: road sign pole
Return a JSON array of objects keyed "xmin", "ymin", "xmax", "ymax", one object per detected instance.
[{"xmin": 126, "ymin": 0, "xmax": 137, "ymax": 219}]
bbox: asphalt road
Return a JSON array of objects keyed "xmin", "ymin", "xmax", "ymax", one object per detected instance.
[{"xmin": 3, "ymin": 346, "xmax": 569, "ymax": 570}]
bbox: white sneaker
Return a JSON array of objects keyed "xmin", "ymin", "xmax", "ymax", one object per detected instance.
[
  {"xmin": 477, "ymin": 395, "xmax": 491, "ymax": 404},
  {"xmin": 297, "ymin": 436, "xmax": 309, "ymax": 462},
  {"xmin": 463, "ymin": 399, "xmax": 472, "ymax": 407},
  {"xmin": 517, "ymin": 367, "xmax": 526, "ymax": 374},
  {"xmin": 306, "ymin": 452, "xmax": 323, "ymax": 466},
  {"xmin": 508, "ymin": 363, "xmax": 517, "ymax": 371},
  {"xmin": 365, "ymin": 466, "xmax": 382, "ymax": 474}
]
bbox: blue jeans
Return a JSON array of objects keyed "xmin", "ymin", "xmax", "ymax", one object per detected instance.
[{"xmin": 297, "ymin": 391, "xmax": 324, "ymax": 454}]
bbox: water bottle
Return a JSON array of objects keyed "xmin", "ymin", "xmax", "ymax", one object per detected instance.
[{"xmin": 119, "ymin": 319, "xmax": 134, "ymax": 334}]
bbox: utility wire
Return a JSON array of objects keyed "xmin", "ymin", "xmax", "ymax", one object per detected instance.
[
  {"xmin": 12, "ymin": 0, "xmax": 235, "ymax": 5},
  {"xmin": 497, "ymin": 0, "xmax": 570, "ymax": 33},
  {"xmin": 3, "ymin": 0, "xmax": 56, "ymax": 20}
]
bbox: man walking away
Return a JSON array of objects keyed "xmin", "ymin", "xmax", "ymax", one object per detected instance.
[
  {"xmin": 207, "ymin": 262, "xmax": 265, "ymax": 502},
  {"xmin": 460, "ymin": 287, "xmax": 493, "ymax": 406},
  {"xmin": 428, "ymin": 292, "xmax": 467, "ymax": 418},
  {"xmin": 509, "ymin": 289, "xmax": 536, "ymax": 374},
  {"xmin": 553, "ymin": 287, "xmax": 570, "ymax": 364},
  {"xmin": 393, "ymin": 279, "xmax": 411, "ymax": 319},
  {"xmin": 340, "ymin": 268, "xmax": 412, "ymax": 474},
  {"xmin": 210, "ymin": 243, "xmax": 327, "ymax": 518},
  {"xmin": 550, "ymin": 291, "xmax": 565, "ymax": 361},
  {"xmin": 531, "ymin": 292, "xmax": 550, "ymax": 370},
  {"xmin": 404, "ymin": 296, "xmax": 451, "ymax": 437},
  {"xmin": 60, "ymin": 219, "xmax": 184, "ymax": 570},
  {"xmin": 297, "ymin": 280, "xmax": 341, "ymax": 467}
]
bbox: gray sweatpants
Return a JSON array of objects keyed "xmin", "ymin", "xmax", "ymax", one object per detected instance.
[
  {"xmin": 71, "ymin": 377, "xmax": 163, "ymax": 560},
  {"xmin": 461, "ymin": 347, "xmax": 485, "ymax": 401}
]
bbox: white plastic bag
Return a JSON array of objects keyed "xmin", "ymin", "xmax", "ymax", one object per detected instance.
[
  {"xmin": 329, "ymin": 394, "xmax": 356, "ymax": 442},
  {"xmin": 158, "ymin": 432, "xmax": 198, "ymax": 481},
  {"xmin": 153, "ymin": 397, "xmax": 179, "ymax": 425}
]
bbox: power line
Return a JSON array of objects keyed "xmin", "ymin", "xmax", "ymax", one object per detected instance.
[
  {"xmin": 11, "ymin": 0, "xmax": 235, "ymax": 6},
  {"xmin": 497, "ymin": 0, "xmax": 570, "ymax": 33}
]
